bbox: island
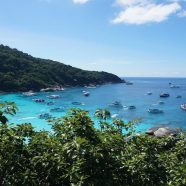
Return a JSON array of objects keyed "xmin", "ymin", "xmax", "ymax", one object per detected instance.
[{"xmin": 0, "ymin": 45, "xmax": 124, "ymax": 92}]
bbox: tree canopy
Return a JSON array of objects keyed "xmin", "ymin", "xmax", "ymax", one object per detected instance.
[{"xmin": 0, "ymin": 102, "xmax": 185, "ymax": 186}]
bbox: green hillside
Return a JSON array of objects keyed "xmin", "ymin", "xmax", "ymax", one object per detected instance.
[{"xmin": 0, "ymin": 45, "xmax": 124, "ymax": 92}]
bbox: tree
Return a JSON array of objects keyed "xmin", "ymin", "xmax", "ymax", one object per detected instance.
[
  {"xmin": 0, "ymin": 101, "xmax": 185, "ymax": 186},
  {"xmin": 95, "ymin": 109, "xmax": 111, "ymax": 131}
]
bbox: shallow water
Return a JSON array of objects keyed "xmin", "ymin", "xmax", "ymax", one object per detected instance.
[{"xmin": 1, "ymin": 77, "xmax": 186, "ymax": 132}]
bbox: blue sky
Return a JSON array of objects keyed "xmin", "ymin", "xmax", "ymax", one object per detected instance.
[{"xmin": 0, "ymin": 0, "xmax": 186, "ymax": 77}]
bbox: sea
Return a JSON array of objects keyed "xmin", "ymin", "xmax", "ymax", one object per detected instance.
[{"xmin": 0, "ymin": 77, "xmax": 186, "ymax": 132}]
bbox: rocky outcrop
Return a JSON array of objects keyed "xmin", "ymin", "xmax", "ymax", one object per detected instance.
[{"xmin": 146, "ymin": 127, "xmax": 181, "ymax": 137}]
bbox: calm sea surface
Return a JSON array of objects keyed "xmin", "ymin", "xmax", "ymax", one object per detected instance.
[{"xmin": 1, "ymin": 77, "xmax": 186, "ymax": 132}]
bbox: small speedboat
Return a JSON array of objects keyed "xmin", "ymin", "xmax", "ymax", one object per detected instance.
[
  {"xmin": 109, "ymin": 101, "xmax": 123, "ymax": 108},
  {"xmin": 41, "ymin": 88, "xmax": 55, "ymax": 92},
  {"xmin": 72, "ymin": 102, "xmax": 84, "ymax": 106},
  {"xmin": 47, "ymin": 102, "xmax": 55, "ymax": 106},
  {"xmin": 159, "ymin": 101, "xmax": 165, "ymax": 105},
  {"xmin": 180, "ymin": 104, "xmax": 186, "ymax": 110},
  {"xmin": 23, "ymin": 91, "xmax": 36, "ymax": 97},
  {"xmin": 176, "ymin": 95, "xmax": 182, "ymax": 99},
  {"xmin": 33, "ymin": 98, "xmax": 45, "ymax": 103},
  {"xmin": 85, "ymin": 84, "xmax": 96, "ymax": 89},
  {"xmin": 147, "ymin": 92, "xmax": 152, "ymax": 95},
  {"xmin": 47, "ymin": 95, "xmax": 60, "ymax": 99},
  {"xmin": 128, "ymin": 105, "xmax": 136, "ymax": 110},
  {"xmin": 126, "ymin": 81, "xmax": 133, "ymax": 85},
  {"xmin": 160, "ymin": 93, "xmax": 170, "ymax": 98},
  {"xmin": 50, "ymin": 107, "xmax": 65, "ymax": 112},
  {"xmin": 170, "ymin": 84, "xmax": 180, "ymax": 88},
  {"xmin": 83, "ymin": 91, "xmax": 90, "ymax": 97},
  {"xmin": 38, "ymin": 113, "xmax": 52, "ymax": 119},
  {"xmin": 40, "ymin": 87, "xmax": 64, "ymax": 92},
  {"xmin": 148, "ymin": 109, "xmax": 164, "ymax": 114}
]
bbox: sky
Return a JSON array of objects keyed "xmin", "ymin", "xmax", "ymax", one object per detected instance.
[{"xmin": 0, "ymin": 0, "xmax": 186, "ymax": 77}]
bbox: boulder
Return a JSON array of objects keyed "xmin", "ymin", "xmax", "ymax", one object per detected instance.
[
  {"xmin": 145, "ymin": 129, "xmax": 154, "ymax": 135},
  {"xmin": 145, "ymin": 127, "xmax": 159, "ymax": 135},
  {"xmin": 154, "ymin": 127, "xmax": 172, "ymax": 137}
]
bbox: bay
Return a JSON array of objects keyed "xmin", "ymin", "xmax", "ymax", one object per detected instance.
[{"xmin": 1, "ymin": 77, "xmax": 186, "ymax": 132}]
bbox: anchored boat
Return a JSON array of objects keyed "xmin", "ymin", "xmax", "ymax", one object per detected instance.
[
  {"xmin": 38, "ymin": 113, "xmax": 52, "ymax": 119},
  {"xmin": 47, "ymin": 95, "xmax": 60, "ymax": 99},
  {"xmin": 148, "ymin": 109, "xmax": 164, "ymax": 114},
  {"xmin": 160, "ymin": 93, "xmax": 170, "ymax": 98},
  {"xmin": 109, "ymin": 101, "xmax": 123, "ymax": 108},
  {"xmin": 180, "ymin": 104, "xmax": 186, "ymax": 110},
  {"xmin": 33, "ymin": 98, "xmax": 45, "ymax": 103}
]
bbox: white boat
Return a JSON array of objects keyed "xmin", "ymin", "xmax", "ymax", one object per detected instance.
[
  {"xmin": 33, "ymin": 98, "xmax": 45, "ymax": 103},
  {"xmin": 160, "ymin": 93, "xmax": 170, "ymax": 98},
  {"xmin": 85, "ymin": 85, "xmax": 96, "ymax": 89},
  {"xmin": 147, "ymin": 92, "xmax": 152, "ymax": 95},
  {"xmin": 41, "ymin": 86, "xmax": 64, "ymax": 92},
  {"xmin": 170, "ymin": 84, "xmax": 180, "ymax": 88},
  {"xmin": 180, "ymin": 104, "xmax": 186, "ymax": 110},
  {"xmin": 23, "ymin": 91, "xmax": 36, "ymax": 97},
  {"xmin": 41, "ymin": 88, "xmax": 55, "ymax": 92},
  {"xmin": 109, "ymin": 101, "xmax": 123, "ymax": 108},
  {"xmin": 148, "ymin": 109, "xmax": 164, "ymax": 114},
  {"xmin": 47, "ymin": 95, "xmax": 60, "ymax": 99},
  {"xmin": 83, "ymin": 91, "xmax": 90, "ymax": 97}
]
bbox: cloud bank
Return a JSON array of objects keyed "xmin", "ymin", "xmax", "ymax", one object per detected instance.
[
  {"xmin": 39, "ymin": 0, "xmax": 186, "ymax": 24},
  {"xmin": 112, "ymin": 0, "xmax": 182, "ymax": 25}
]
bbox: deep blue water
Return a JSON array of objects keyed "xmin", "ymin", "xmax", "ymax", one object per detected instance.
[{"xmin": 0, "ymin": 77, "xmax": 186, "ymax": 132}]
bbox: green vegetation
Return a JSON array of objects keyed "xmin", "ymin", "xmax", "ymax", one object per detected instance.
[
  {"xmin": 0, "ymin": 102, "xmax": 185, "ymax": 186},
  {"xmin": 0, "ymin": 44, "xmax": 123, "ymax": 92}
]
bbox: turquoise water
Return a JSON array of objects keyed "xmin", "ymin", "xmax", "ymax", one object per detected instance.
[{"xmin": 0, "ymin": 77, "xmax": 186, "ymax": 132}]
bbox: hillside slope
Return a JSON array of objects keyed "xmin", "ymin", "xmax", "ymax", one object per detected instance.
[{"xmin": 0, "ymin": 45, "xmax": 124, "ymax": 92}]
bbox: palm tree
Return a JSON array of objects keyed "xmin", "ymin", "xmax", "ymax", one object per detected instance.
[
  {"xmin": 95, "ymin": 109, "xmax": 111, "ymax": 131},
  {"xmin": 95, "ymin": 109, "xmax": 111, "ymax": 120},
  {"xmin": 113, "ymin": 119, "xmax": 125, "ymax": 134}
]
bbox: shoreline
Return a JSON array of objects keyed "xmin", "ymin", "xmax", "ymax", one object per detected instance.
[{"xmin": 0, "ymin": 81, "xmax": 125, "ymax": 94}]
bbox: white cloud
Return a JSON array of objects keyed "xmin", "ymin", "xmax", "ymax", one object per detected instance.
[
  {"xmin": 178, "ymin": 10, "xmax": 186, "ymax": 16},
  {"xmin": 38, "ymin": 0, "xmax": 91, "ymax": 4},
  {"xmin": 73, "ymin": 0, "xmax": 90, "ymax": 4},
  {"xmin": 116, "ymin": 0, "xmax": 150, "ymax": 7},
  {"xmin": 112, "ymin": 0, "xmax": 182, "ymax": 25}
]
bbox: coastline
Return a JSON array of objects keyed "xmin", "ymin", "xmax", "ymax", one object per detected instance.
[{"xmin": 0, "ymin": 81, "xmax": 125, "ymax": 94}]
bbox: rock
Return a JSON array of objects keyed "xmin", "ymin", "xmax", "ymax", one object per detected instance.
[
  {"xmin": 154, "ymin": 127, "xmax": 172, "ymax": 137},
  {"xmin": 146, "ymin": 126, "xmax": 182, "ymax": 138},
  {"xmin": 145, "ymin": 129, "xmax": 154, "ymax": 135},
  {"xmin": 145, "ymin": 127, "xmax": 159, "ymax": 135}
]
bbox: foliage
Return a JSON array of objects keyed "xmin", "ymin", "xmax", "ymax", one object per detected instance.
[
  {"xmin": 0, "ymin": 102, "xmax": 185, "ymax": 186},
  {"xmin": 0, "ymin": 45, "xmax": 123, "ymax": 92}
]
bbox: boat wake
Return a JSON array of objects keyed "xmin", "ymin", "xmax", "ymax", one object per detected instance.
[{"xmin": 18, "ymin": 117, "xmax": 37, "ymax": 120}]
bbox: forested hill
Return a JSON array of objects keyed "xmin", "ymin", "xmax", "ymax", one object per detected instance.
[{"xmin": 0, "ymin": 45, "xmax": 124, "ymax": 92}]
